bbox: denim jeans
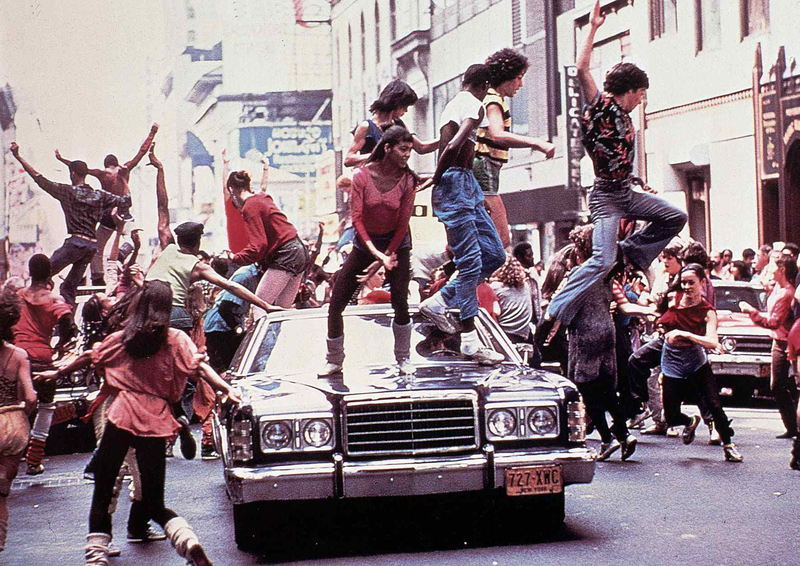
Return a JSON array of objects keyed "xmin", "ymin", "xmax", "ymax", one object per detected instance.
[
  {"xmin": 432, "ymin": 168, "xmax": 506, "ymax": 321},
  {"xmin": 50, "ymin": 236, "xmax": 98, "ymax": 308},
  {"xmin": 771, "ymin": 340, "xmax": 798, "ymax": 435},
  {"xmin": 547, "ymin": 183, "xmax": 687, "ymax": 325}
]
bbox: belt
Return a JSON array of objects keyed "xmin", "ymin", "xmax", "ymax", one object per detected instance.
[
  {"xmin": 594, "ymin": 176, "xmax": 645, "ymax": 192},
  {"xmin": 71, "ymin": 234, "xmax": 98, "ymax": 243}
]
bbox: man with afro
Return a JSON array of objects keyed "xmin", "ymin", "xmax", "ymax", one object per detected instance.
[
  {"xmin": 545, "ymin": 0, "xmax": 686, "ymax": 327},
  {"xmin": 475, "ymin": 48, "xmax": 556, "ymax": 248}
]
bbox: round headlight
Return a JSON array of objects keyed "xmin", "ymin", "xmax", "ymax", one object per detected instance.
[
  {"xmin": 528, "ymin": 408, "xmax": 557, "ymax": 435},
  {"xmin": 262, "ymin": 421, "xmax": 292, "ymax": 449},
  {"xmin": 488, "ymin": 409, "xmax": 517, "ymax": 437},
  {"xmin": 303, "ymin": 420, "xmax": 332, "ymax": 447},
  {"xmin": 721, "ymin": 337, "xmax": 736, "ymax": 353}
]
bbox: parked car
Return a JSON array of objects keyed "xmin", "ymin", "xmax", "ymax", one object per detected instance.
[
  {"xmin": 708, "ymin": 280, "xmax": 772, "ymax": 401},
  {"xmin": 212, "ymin": 305, "xmax": 596, "ymax": 551}
]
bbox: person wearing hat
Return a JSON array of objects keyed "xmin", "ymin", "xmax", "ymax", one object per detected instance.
[{"xmin": 9, "ymin": 142, "xmax": 132, "ymax": 308}]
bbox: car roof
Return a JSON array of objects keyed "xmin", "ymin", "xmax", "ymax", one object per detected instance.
[{"xmin": 710, "ymin": 280, "xmax": 764, "ymax": 289}]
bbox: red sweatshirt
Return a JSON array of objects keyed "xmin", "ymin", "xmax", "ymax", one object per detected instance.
[
  {"xmin": 351, "ymin": 168, "xmax": 416, "ymax": 254},
  {"xmin": 232, "ymin": 194, "xmax": 298, "ymax": 265}
]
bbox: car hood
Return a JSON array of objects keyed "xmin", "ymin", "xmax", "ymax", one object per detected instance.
[
  {"xmin": 236, "ymin": 362, "xmax": 569, "ymax": 413},
  {"xmin": 717, "ymin": 312, "xmax": 771, "ymax": 336}
]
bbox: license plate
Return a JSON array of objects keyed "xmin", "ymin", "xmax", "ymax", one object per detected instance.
[
  {"xmin": 505, "ymin": 464, "xmax": 563, "ymax": 496},
  {"xmin": 759, "ymin": 364, "xmax": 770, "ymax": 377}
]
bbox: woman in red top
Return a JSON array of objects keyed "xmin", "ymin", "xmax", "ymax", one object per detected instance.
[
  {"xmin": 740, "ymin": 255, "xmax": 798, "ymax": 438},
  {"xmin": 321, "ymin": 126, "xmax": 418, "ymax": 376},
  {"xmin": 658, "ymin": 264, "xmax": 742, "ymax": 462},
  {"xmin": 227, "ymin": 166, "xmax": 308, "ymax": 313},
  {"xmin": 52, "ymin": 281, "xmax": 240, "ymax": 565}
]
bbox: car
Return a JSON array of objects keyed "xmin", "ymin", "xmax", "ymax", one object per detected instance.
[
  {"xmin": 212, "ymin": 305, "xmax": 596, "ymax": 552},
  {"xmin": 708, "ymin": 280, "xmax": 772, "ymax": 401}
]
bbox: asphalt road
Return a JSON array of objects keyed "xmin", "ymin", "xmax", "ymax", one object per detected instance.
[{"xmin": 5, "ymin": 406, "xmax": 799, "ymax": 566}]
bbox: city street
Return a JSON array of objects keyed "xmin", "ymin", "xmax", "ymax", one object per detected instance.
[{"xmin": 6, "ymin": 405, "xmax": 799, "ymax": 565}]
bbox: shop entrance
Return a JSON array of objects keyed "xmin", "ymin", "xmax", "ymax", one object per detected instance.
[{"xmin": 786, "ymin": 140, "xmax": 800, "ymax": 245}]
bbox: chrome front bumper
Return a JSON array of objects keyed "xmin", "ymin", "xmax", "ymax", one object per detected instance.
[
  {"xmin": 709, "ymin": 353, "xmax": 771, "ymax": 377},
  {"xmin": 224, "ymin": 446, "xmax": 596, "ymax": 505}
]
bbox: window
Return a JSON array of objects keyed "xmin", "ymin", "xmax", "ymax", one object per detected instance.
[
  {"xmin": 696, "ymin": 0, "xmax": 721, "ymax": 52},
  {"xmin": 390, "ymin": 0, "xmax": 397, "ymax": 40},
  {"xmin": 348, "ymin": 24, "xmax": 353, "ymax": 79},
  {"xmin": 741, "ymin": 0, "xmax": 769, "ymax": 37},
  {"xmin": 650, "ymin": 0, "xmax": 678, "ymax": 40},
  {"xmin": 361, "ymin": 13, "xmax": 367, "ymax": 72},
  {"xmin": 375, "ymin": 2, "xmax": 381, "ymax": 64}
]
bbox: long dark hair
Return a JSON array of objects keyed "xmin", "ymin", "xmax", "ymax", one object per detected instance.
[
  {"xmin": 122, "ymin": 280, "xmax": 172, "ymax": 359},
  {"xmin": 369, "ymin": 80, "xmax": 418, "ymax": 114},
  {"xmin": 366, "ymin": 125, "xmax": 420, "ymax": 183},
  {"xmin": 0, "ymin": 288, "xmax": 20, "ymax": 343}
]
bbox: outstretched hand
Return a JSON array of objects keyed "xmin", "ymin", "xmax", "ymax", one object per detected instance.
[
  {"xmin": 590, "ymin": 0, "xmax": 606, "ymax": 28},
  {"xmin": 147, "ymin": 143, "xmax": 163, "ymax": 168},
  {"xmin": 10, "ymin": 142, "xmax": 19, "ymax": 156}
]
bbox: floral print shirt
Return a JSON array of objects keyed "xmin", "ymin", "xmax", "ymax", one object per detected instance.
[{"xmin": 581, "ymin": 92, "xmax": 636, "ymax": 181}]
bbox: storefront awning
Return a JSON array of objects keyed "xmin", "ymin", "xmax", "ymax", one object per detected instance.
[{"xmin": 500, "ymin": 185, "xmax": 582, "ymax": 225}]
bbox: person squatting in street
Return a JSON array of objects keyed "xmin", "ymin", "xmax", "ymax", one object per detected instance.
[
  {"xmin": 420, "ymin": 63, "xmax": 508, "ymax": 364},
  {"xmin": 657, "ymin": 264, "xmax": 743, "ymax": 462},
  {"xmin": 0, "ymin": 289, "xmax": 38, "ymax": 553},
  {"xmin": 546, "ymin": 225, "xmax": 654, "ymax": 461},
  {"xmin": 320, "ymin": 126, "xmax": 418, "ymax": 376},
  {"xmin": 544, "ymin": 0, "xmax": 686, "ymax": 327}
]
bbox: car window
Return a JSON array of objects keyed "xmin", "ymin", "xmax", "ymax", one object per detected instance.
[
  {"xmin": 245, "ymin": 312, "xmax": 507, "ymax": 375},
  {"xmin": 713, "ymin": 285, "xmax": 763, "ymax": 312}
]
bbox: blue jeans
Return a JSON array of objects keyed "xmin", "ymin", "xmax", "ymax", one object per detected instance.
[
  {"xmin": 547, "ymin": 182, "xmax": 687, "ymax": 325},
  {"xmin": 432, "ymin": 168, "xmax": 506, "ymax": 321},
  {"xmin": 50, "ymin": 236, "xmax": 98, "ymax": 308}
]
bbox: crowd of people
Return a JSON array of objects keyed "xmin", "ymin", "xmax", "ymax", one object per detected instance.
[{"xmin": 1, "ymin": 1, "xmax": 799, "ymax": 563}]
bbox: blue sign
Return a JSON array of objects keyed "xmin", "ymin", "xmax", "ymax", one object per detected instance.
[{"xmin": 239, "ymin": 124, "xmax": 333, "ymax": 177}]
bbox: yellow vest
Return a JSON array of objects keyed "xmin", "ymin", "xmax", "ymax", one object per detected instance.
[{"xmin": 475, "ymin": 89, "xmax": 511, "ymax": 164}]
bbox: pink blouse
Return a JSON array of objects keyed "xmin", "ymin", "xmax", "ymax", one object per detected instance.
[{"xmin": 91, "ymin": 329, "xmax": 200, "ymax": 437}]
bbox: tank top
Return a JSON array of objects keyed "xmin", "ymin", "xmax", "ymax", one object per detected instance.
[
  {"xmin": 475, "ymin": 89, "xmax": 511, "ymax": 164},
  {"xmin": 353, "ymin": 118, "xmax": 407, "ymax": 154},
  {"xmin": 146, "ymin": 244, "xmax": 200, "ymax": 309},
  {"xmin": 0, "ymin": 347, "xmax": 18, "ymax": 408}
]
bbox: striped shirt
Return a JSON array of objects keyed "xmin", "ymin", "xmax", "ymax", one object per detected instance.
[{"xmin": 475, "ymin": 89, "xmax": 511, "ymax": 164}]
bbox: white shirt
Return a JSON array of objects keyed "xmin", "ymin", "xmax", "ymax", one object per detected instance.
[{"xmin": 439, "ymin": 91, "xmax": 483, "ymax": 133}]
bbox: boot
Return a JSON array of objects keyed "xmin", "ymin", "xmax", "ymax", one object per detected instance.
[
  {"xmin": 318, "ymin": 336, "xmax": 345, "ymax": 376},
  {"xmin": 791, "ymin": 439, "xmax": 800, "ymax": 471},
  {"xmin": 25, "ymin": 437, "xmax": 47, "ymax": 475},
  {"xmin": 164, "ymin": 516, "xmax": 213, "ymax": 566},
  {"xmin": 84, "ymin": 532, "xmax": 111, "ymax": 565},
  {"xmin": 0, "ymin": 518, "xmax": 7, "ymax": 552},
  {"xmin": 392, "ymin": 321, "xmax": 415, "ymax": 375}
]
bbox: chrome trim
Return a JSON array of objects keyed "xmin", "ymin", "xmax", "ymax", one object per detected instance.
[
  {"xmin": 484, "ymin": 401, "xmax": 561, "ymax": 441},
  {"xmin": 342, "ymin": 391, "xmax": 480, "ymax": 456},
  {"xmin": 225, "ymin": 462, "xmax": 336, "ymax": 504}
]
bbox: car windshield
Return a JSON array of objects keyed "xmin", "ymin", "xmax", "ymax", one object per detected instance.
[
  {"xmin": 713, "ymin": 284, "xmax": 767, "ymax": 312},
  {"xmin": 244, "ymin": 312, "xmax": 507, "ymax": 375}
]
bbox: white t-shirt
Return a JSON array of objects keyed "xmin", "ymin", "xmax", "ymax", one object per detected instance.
[{"xmin": 439, "ymin": 91, "xmax": 483, "ymax": 133}]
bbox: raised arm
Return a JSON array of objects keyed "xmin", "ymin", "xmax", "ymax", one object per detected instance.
[
  {"xmin": 10, "ymin": 143, "xmax": 41, "ymax": 179},
  {"xmin": 194, "ymin": 261, "xmax": 284, "ymax": 313},
  {"xmin": 259, "ymin": 156, "xmax": 269, "ymax": 195},
  {"xmin": 54, "ymin": 149, "xmax": 73, "ymax": 168},
  {"xmin": 125, "ymin": 122, "xmax": 159, "ymax": 169},
  {"xmin": 11, "ymin": 143, "xmax": 69, "ymax": 201},
  {"xmin": 147, "ymin": 144, "xmax": 175, "ymax": 249},
  {"xmin": 576, "ymin": 0, "xmax": 604, "ymax": 104},
  {"xmin": 221, "ymin": 149, "xmax": 231, "ymax": 201},
  {"xmin": 344, "ymin": 122, "xmax": 371, "ymax": 168}
]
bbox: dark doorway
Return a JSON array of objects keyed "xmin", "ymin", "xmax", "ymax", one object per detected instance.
[
  {"xmin": 761, "ymin": 179, "xmax": 780, "ymax": 245},
  {"xmin": 785, "ymin": 140, "xmax": 800, "ymax": 245}
]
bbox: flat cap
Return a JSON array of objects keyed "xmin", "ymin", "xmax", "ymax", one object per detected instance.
[{"xmin": 174, "ymin": 221, "xmax": 204, "ymax": 239}]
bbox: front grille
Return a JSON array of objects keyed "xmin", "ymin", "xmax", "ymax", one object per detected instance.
[
  {"xmin": 730, "ymin": 335, "xmax": 772, "ymax": 354},
  {"xmin": 344, "ymin": 395, "xmax": 478, "ymax": 456}
]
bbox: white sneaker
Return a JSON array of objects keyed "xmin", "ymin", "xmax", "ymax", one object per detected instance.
[
  {"xmin": 108, "ymin": 541, "xmax": 121, "ymax": 557},
  {"xmin": 464, "ymin": 346, "xmax": 504, "ymax": 365},
  {"xmin": 420, "ymin": 293, "xmax": 458, "ymax": 334},
  {"xmin": 666, "ymin": 426, "xmax": 680, "ymax": 437},
  {"xmin": 398, "ymin": 359, "xmax": 416, "ymax": 375},
  {"xmin": 318, "ymin": 362, "xmax": 343, "ymax": 377}
]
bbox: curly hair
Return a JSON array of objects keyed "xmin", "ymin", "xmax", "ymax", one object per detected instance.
[
  {"xmin": 0, "ymin": 288, "xmax": 21, "ymax": 342},
  {"xmin": 568, "ymin": 224, "xmax": 594, "ymax": 262},
  {"xmin": 485, "ymin": 48, "xmax": 530, "ymax": 88},
  {"xmin": 603, "ymin": 62, "xmax": 649, "ymax": 95},
  {"xmin": 492, "ymin": 257, "xmax": 528, "ymax": 289},
  {"xmin": 227, "ymin": 170, "xmax": 251, "ymax": 195},
  {"xmin": 369, "ymin": 80, "xmax": 418, "ymax": 114}
]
